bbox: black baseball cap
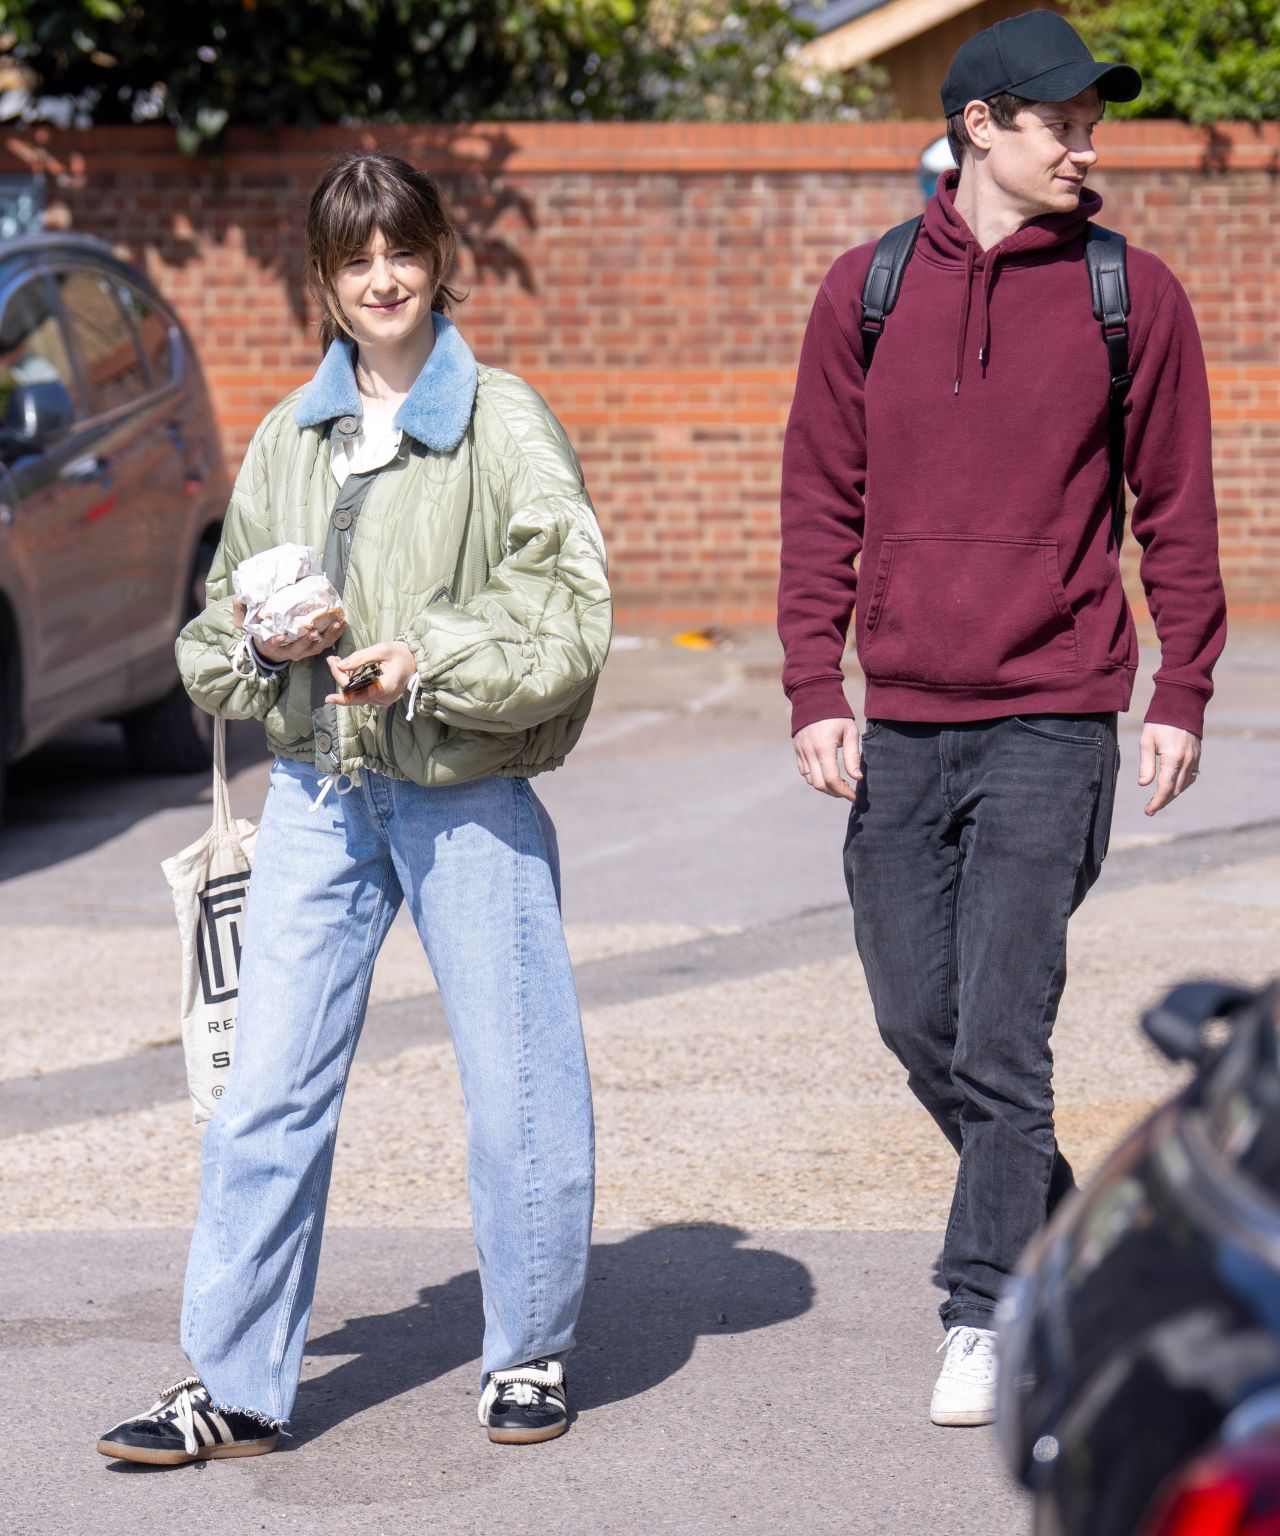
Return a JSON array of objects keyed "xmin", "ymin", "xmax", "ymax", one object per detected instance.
[{"xmin": 940, "ymin": 10, "xmax": 1142, "ymax": 117}]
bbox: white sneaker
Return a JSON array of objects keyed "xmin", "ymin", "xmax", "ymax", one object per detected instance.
[{"xmin": 930, "ymin": 1326, "xmax": 998, "ymax": 1426}]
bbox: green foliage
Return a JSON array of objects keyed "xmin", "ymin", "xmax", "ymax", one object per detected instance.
[
  {"xmin": 584, "ymin": 2, "xmax": 887, "ymax": 123},
  {"xmin": 1069, "ymin": 0, "xmax": 1280, "ymax": 123},
  {"xmin": 0, "ymin": 0, "xmax": 887, "ymax": 147}
]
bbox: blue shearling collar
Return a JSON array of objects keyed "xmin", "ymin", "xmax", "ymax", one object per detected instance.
[{"xmin": 293, "ymin": 312, "xmax": 478, "ymax": 452}]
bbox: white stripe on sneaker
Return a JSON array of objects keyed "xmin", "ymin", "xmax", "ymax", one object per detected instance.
[{"xmin": 205, "ymin": 1409, "xmax": 233, "ymax": 1445}]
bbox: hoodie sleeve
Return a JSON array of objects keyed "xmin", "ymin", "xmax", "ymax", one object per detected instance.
[
  {"xmin": 778, "ymin": 279, "xmax": 867, "ymax": 737},
  {"xmin": 1124, "ymin": 269, "xmax": 1227, "ymax": 736}
]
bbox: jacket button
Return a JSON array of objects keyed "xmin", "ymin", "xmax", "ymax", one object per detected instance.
[
  {"xmin": 333, "ymin": 509, "xmax": 353, "ymax": 531},
  {"xmin": 337, "ymin": 415, "xmax": 359, "ymax": 436},
  {"xmin": 315, "ymin": 731, "xmax": 333, "ymax": 753}
]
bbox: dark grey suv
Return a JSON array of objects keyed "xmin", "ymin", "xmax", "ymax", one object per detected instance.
[{"xmin": 0, "ymin": 233, "xmax": 230, "ymax": 815}]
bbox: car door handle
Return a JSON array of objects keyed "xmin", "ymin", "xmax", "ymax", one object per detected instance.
[{"xmin": 61, "ymin": 454, "xmax": 111, "ymax": 483}]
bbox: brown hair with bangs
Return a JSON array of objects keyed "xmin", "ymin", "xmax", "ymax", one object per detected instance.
[{"xmin": 306, "ymin": 150, "xmax": 464, "ymax": 350}]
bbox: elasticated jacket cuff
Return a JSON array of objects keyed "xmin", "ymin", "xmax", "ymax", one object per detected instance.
[
  {"xmin": 788, "ymin": 676, "xmax": 854, "ymax": 737},
  {"xmin": 247, "ymin": 637, "xmax": 289, "ymax": 676},
  {"xmin": 1145, "ymin": 681, "xmax": 1208, "ymax": 737}
]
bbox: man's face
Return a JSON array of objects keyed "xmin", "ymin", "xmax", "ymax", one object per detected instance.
[{"xmin": 982, "ymin": 88, "xmax": 1103, "ymax": 218}]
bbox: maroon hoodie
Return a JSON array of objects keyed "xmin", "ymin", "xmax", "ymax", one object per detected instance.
[{"xmin": 778, "ymin": 171, "xmax": 1226, "ymax": 737}]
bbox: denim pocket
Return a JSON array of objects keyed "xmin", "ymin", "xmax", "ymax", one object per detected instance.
[
  {"xmin": 1095, "ymin": 737, "xmax": 1120, "ymax": 864},
  {"xmin": 1011, "ymin": 716, "xmax": 1106, "ymax": 748},
  {"xmin": 860, "ymin": 719, "xmax": 885, "ymax": 742}
]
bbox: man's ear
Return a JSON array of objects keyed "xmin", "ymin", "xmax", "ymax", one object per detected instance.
[{"xmin": 963, "ymin": 100, "xmax": 994, "ymax": 153}]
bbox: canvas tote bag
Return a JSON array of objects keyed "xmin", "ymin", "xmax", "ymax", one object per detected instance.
[{"xmin": 161, "ymin": 718, "xmax": 259, "ymax": 1124}]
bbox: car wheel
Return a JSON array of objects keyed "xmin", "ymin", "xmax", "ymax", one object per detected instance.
[{"xmin": 121, "ymin": 536, "xmax": 217, "ymax": 776}]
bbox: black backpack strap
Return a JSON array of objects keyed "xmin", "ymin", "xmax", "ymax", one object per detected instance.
[
  {"xmin": 1084, "ymin": 223, "xmax": 1132, "ymax": 550},
  {"xmin": 860, "ymin": 216, "xmax": 923, "ymax": 372}
]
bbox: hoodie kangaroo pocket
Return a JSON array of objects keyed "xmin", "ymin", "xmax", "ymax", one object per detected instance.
[{"xmin": 859, "ymin": 534, "xmax": 1081, "ymax": 688}]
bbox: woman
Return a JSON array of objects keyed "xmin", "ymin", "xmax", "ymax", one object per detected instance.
[{"xmin": 97, "ymin": 150, "xmax": 610, "ymax": 1463}]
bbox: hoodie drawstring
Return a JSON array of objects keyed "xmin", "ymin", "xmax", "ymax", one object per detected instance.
[
  {"xmin": 977, "ymin": 253, "xmax": 1000, "ymax": 377},
  {"xmin": 954, "ymin": 242, "xmax": 975, "ymax": 396},
  {"xmin": 954, "ymin": 245, "xmax": 1002, "ymax": 395}
]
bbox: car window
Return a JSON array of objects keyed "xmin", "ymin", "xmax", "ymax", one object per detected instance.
[
  {"xmin": 120, "ymin": 285, "xmax": 176, "ymax": 388},
  {"xmin": 58, "ymin": 269, "xmax": 149, "ymax": 414},
  {"xmin": 0, "ymin": 278, "xmax": 81, "ymax": 437}
]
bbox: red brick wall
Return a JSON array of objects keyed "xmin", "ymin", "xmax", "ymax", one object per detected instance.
[{"xmin": 6, "ymin": 121, "xmax": 1278, "ymax": 624}]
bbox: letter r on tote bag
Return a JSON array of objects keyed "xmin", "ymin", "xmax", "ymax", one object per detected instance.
[{"xmin": 161, "ymin": 719, "xmax": 258, "ymax": 1125}]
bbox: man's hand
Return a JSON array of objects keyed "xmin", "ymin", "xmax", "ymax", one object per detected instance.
[
  {"xmin": 793, "ymin": 717, "xmax": 862, "ymax": 802},
  {"xmin": 325, "ymin": 642, "xmax": 417, "ymax": 709},
  {"xmin": 232, "ymin": 597, "xmax": 344, "ymax": 664},
  {"xmin": 1138, "ymin": 722, "xmax": 1201, "ymax": 817}
]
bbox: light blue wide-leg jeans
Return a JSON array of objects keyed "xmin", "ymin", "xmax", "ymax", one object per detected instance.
[{"xmin": 180, "ymin": 757, "xmax": 595, "ymax": 1424}]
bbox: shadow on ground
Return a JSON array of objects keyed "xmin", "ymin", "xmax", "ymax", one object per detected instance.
[
  {"xmin": 287, "ymin": 1225, "xmax": 814, "ymax": 1447},
  {"xmin": 0, "ymin": 719, "xmax": 269, "ymax": 881}
]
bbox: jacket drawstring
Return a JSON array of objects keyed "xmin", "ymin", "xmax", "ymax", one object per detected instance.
[
  {"xmin": 309, "ymin": 766, "xmax": 362, "ymax": 813},
  {"xmin": 954, "ymin": 242, "xmax": 975, "ymax": 396}
]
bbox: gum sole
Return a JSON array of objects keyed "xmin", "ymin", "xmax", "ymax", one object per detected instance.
[
  {"xmin": 96, "ymin": 1435, "xmax": 278, "ymax": 1466},
  {"xmin": 487, "ymin": 1420, "xmax": 570, "ymax": 1445}
]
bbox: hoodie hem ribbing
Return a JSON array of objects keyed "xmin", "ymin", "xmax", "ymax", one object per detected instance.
[{"xmin": 863, "ymin": 665, "xmax": 1135, "ymax": 723}]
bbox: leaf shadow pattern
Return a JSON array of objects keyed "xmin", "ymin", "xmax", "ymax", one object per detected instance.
[
  {"xmin": 1200, "ymin": 123, "xmax": 1280, "ymax": 176},
  {"xmin": 290, "ymin": 1224, "xmax": 813, "ymax": 1446},
  {"xmin": 21, "ymin": 123, "xmax": 538, "ymax": 334}
]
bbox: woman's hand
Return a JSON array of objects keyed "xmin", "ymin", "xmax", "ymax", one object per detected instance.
[
  {"xmin": 325, "ymin": 641, "xmax": 417, "ymax": 709},
  {"xmin": 232, "ymin": 597, "xmax": 344, "ymax": 664}
]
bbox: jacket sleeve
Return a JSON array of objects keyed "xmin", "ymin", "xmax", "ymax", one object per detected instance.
[
  {"xmin": 400, "ymin": 400, "xmax": 612, "ymax": 735},
  {"xmin": 778, "ymin": 279, "xmax": 867, "ymax": 737},
  {"xmin": 1124, "ymin": 270, "xmax": 1227, "ymax": 736},
  {"xmin": 175, "ymin": 418, "xmax": 286, "ymax": 721}
]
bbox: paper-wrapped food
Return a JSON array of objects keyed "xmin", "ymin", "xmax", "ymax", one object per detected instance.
[
  {"xmin": 247, "ymin": 573, "xmax": 344, "ymax": 644},
  {"xmin": 233, "ymin": 545, "xmax": 343, "ymax": 644},
  {"xmin": 233, "ymin": 543, "xmax": 316, "ymax": 610}
]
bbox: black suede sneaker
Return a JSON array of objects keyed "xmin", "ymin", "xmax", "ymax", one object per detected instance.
[
  {"xmin": 96, "ymin": 1376, "xmax": 279, "ymax": 1466},
  {"xmin": 478, "ymin": 1359, "xmax": 569, "ymax": 1444}
]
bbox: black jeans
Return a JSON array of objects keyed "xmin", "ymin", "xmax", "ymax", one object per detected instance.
[{"xmin": 844, "ymin": 714, "xmax": 1119, "ymax": 1330}]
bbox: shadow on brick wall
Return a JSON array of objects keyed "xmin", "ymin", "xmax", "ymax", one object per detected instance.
[
  {"xmin": 447, "ymin": 132, "xmax": 538, "ymax": 298},
  {"xmin": 8, "ymin": 124, "xmax": 539, "ymax": 332}
]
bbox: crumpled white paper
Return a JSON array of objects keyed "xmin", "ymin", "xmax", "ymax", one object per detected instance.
[
  {"xmin": 233, "ymin": 545, "xmax": 343, "ymax": 644},
  {"xmin": 232, "ymin": 543, "xmax": 316, "ymax": 608}
]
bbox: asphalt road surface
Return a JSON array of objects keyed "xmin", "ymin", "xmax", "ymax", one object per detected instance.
[{"xmin": 3, "ymin": 628, "xmax": 1278, "ymax": 1536}]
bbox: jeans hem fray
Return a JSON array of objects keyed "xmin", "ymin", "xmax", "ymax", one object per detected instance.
[{"xmin": 210, "ymin": 1401, "xmax": 288, "ymax": 1433}]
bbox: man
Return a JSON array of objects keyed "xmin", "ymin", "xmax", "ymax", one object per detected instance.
[{"xmin": 778, "ymin": 11, "xmax": 1225, "ymax": 1427}]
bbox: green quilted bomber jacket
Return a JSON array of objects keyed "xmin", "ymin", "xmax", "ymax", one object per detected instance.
[{"xmin": 176, "ymin": 315, "xmax": 611, "ymax": 787}]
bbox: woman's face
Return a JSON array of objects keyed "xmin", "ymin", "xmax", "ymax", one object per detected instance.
[{"xmin": 330, "ymin": 228, "xmax": 435, "ymax": 349}]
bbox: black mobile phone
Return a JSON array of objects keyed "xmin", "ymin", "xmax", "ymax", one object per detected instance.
[{"xmin": 340, "ymin": 660, "xmax": 383, "ymax": 695}]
